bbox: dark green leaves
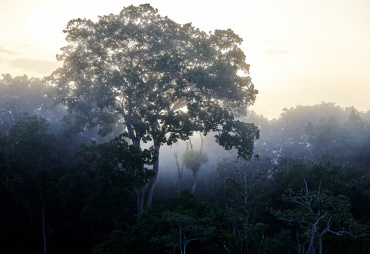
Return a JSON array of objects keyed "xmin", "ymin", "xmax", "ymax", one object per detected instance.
[
  {"xmin": 48, "ymin": 4, "xmax": 258, "ymax": 153},
  {"xmin": 6, "ymin": 114, "xmax": 55, "ymax": 172},
  {"xmin": 74, "ymin": 133, "xmax": 154, "ymax": 189},
  {"xmin": 216, "ymin": 120, "xmax": 259, "ymax": 160},
  {"xmin": 182, "ymin": 150, "xmax": 208, "ymax": 172}
]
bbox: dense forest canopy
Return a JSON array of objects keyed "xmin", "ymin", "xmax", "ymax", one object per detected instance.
[{"xmin": 0, "ymin": 4, "xmax": 369, "ymax": 254}]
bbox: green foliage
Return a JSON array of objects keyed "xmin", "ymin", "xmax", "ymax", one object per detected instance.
[
  {"xmin": 5, "ymin": 114, "xmax": 55, "ymax": 172},
  {"xmin": 105, "ymin": 191, "xmax": 223, "ymax": 254},
  {"xmin": 92, "ymin": 230, "xmax": 128, "ymax": 254},
  {"xmin": 75, "ymin": 133, "xmax": 155, "ymax": 189},
  {"xmin": 278, "ymin": 162, "xmax": 347, "ymax": 194},
  {"xmin": 2, "ymin": 3, "xmax": 370, "ymax": 252},
  {"xmin": 274, "ymin": 180, "xmax": 366, "ymax": 254},
  {"xmin": 0, "ymin": 102, "xmax": 369, "ymax": 253},
  {"xmin": 262, "ymin": 229, "xmax": 296, "ymax": 254},
  {"xmin": 215, "ymin": 120, "xmax": 260, "ymax": 159},
  {"xmin": 47, "ymin": 3, "xmax": 259, "ymax": 212},
  {"xmin": 182, "ymin": 149, "xmax": 208, "ymax": 172},
  {"xmin": 59, "ymin": 134, "xmax": 155, "ymax": 242},
  {"xmin": 216, "ymin": 158, "xmax": 273, "ymax": 253},
  {"xmin": 276, "ymin": 190, "xmax": 352, "ymax": 225},
  {"xmin": 0, "ymin": 114, "xmax": 57, "ymax": 253},
  {"xmin": 47, "ymin": 3, "xmax": 258, "ymax": 158}
]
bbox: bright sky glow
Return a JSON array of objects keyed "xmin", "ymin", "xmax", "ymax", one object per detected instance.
[{"xmin": 1, "ymin": 0, "xmax": 370, "ymax": 119}]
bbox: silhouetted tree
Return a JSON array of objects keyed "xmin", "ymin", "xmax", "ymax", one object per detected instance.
[
  {"xmin": 2, "ymin": 114, "xmax": 56, "ymax": 254},
  {"xmin": 47, "ymin": 4, "xmax": 259, "ymax": 213}
]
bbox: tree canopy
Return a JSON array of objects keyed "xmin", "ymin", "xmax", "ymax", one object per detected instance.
[
  {"xmin": 0, "ymin": 74, "xmax": 64, "ymax": 134},
  {"xmin": 47, "ymin": 4, "xmax": 259, "ymax": 210},
  {"xmin": 48, "ymin": 3, "xmax": 258, "ymax": 149}
]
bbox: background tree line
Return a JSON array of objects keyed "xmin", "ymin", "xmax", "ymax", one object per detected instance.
[{"xmin": 1, "ymin": 74, "xmax": 369, "ymax": 253}]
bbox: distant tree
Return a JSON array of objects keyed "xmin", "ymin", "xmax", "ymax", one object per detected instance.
[
  {"xmin": 343, "ymin": 109, "xmax": 370, "ymax": 170},
  {"xmin": 0, "ymin": 74, "xmax": 65, "ymax": 134},
  {"xmin": 182, "ymin": 136, "xmax": 208, "ymax": 193},
  {"xmin": 306, "ymin": 117, "xmax": 345, "ymax": 163},
  {"xmin": 2, "ymin": 114, "xmax": 56, "ymax": 254},
  {"xmin": 249, "ymin": 103, "xmax": 356, "ymax": 164},
  {"xmin": 47, "ymin": 4, "xmax": 259, "ymax": 213},
  {"xmin": 182, "ymin": 149, "xmax": 208, "ymax": 193},
  {"xmin": 305, "ymin": 110, "xmax": 370, "ymax": 169}
]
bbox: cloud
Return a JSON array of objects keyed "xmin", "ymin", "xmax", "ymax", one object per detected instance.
[
  {"xmin": 9, "ymin": 58, "xmax": 61, "ymax": 77},
  {"xmin": 0, "ymin": 47, "xmax": 18, "ymax": 55}
]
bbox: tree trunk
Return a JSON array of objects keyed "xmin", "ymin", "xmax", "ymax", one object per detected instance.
[
  {"xmin": 137, "ymin": 187, "xmax": 144, "ymax": 217},
  {"xmin": 175, "ymin": 177, "xmax": 181, "ymax": 196},
  {"xmin": 133, "ymin": 136, "xmax": 145, "ymax": 216},
  {"xmin": 39, "ymin": 190, "xmax": 46, "ymax": 254},
  {"xmin": 125, "ymin": 119, "xmax": 146, "ymax": 216},
  {"xmin": 144, "ymin": 142, "xmax": 160, "ymax": 208},
  {"xmin": 174, "ymin": 151, "xmax": 183, "ymax": 196},
  {"xmin": 319, "ymin": 235, "xmax": 323, "ymax": 254},
  {"xmin": 180, "ymin": 226, "xmax": 183, "ymax": 254},
  {"xmin": 191, "ymin": 170, "xmax": 197, "ymax": 193},
  {"xmin": 42, "ymin": 204, "xmax": 46, "ymax": 254},
  {"xmin": 307, "ymin": 230, "xmax": 315, "ymax": 254}
]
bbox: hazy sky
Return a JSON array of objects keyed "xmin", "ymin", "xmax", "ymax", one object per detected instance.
[{"xmin": 1, "ymin": 0, "xmax": 370, "ymax": 119}]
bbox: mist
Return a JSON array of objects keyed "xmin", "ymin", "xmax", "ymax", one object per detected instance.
[
  {"xmin": 1, "ymin": 3, "xmax": 370, "ymax": 253},
  {"xmin": 2, "ymin": 73, "xmax": 369, "ymax": 253}
]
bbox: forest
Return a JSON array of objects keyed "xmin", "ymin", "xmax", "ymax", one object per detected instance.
[{"xmin": 1, "ymin": 4, "xmax": 369, "ymax": 254}]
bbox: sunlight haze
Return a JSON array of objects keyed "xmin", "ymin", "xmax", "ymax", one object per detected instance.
[{"xmin": 1, "ymin": 0, "xmax": 369, "ymax": 119}]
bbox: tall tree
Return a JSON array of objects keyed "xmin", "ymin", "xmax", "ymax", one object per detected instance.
[
  {"xmin": 47, "ymin": 4, "xmax": 259, "ymax": 212},
  {"xmin": 3, "ymin": 114, "xmax": 56, "ymax": 254}
]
